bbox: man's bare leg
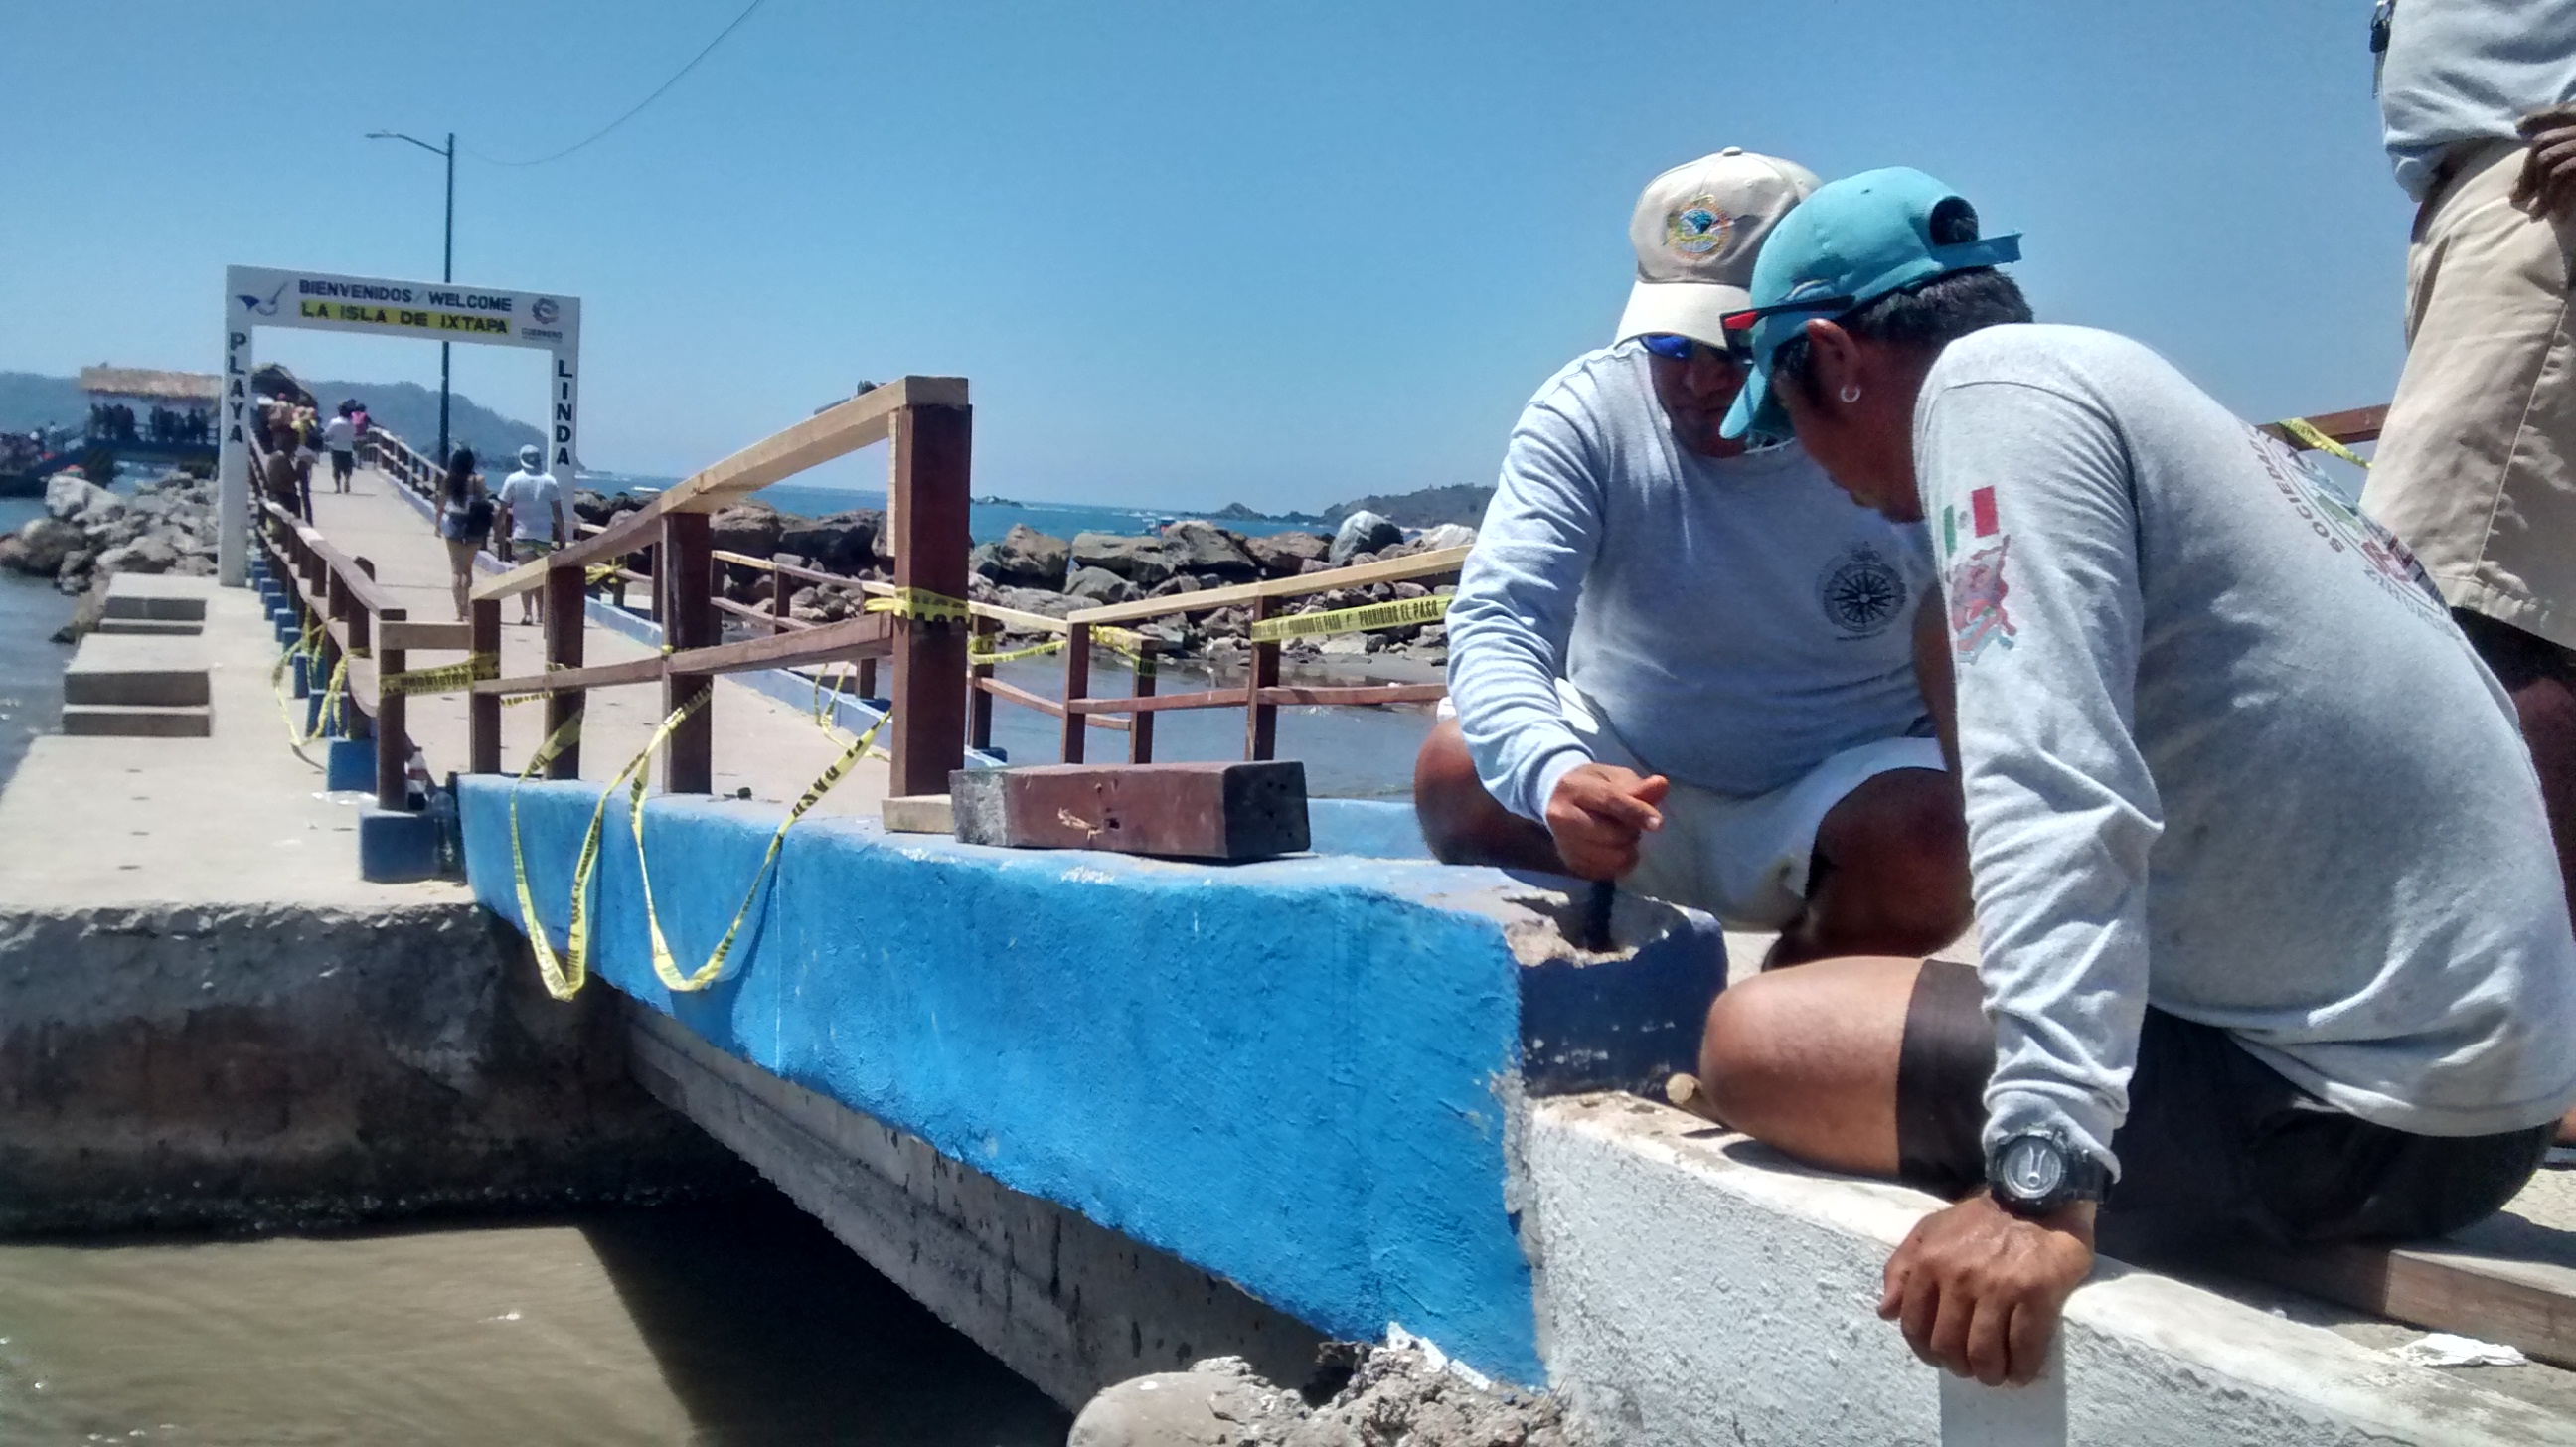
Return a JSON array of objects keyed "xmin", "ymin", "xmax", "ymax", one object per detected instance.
[
  {"xmin": 1766, "ymin": 768, "xmax": 1972, "ymax": 969},
  {"xmin": 1696, "ymin": 954, "xmax": 1925, "ymax": 1175},
  {"xmin": 1412, "ymin": 719, "xmax": 1572, "ymax": 874}
]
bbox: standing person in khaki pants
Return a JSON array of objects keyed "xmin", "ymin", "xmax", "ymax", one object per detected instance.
[{"xmin": 2370, "ymin": 2, "xmax": 2576, "ymax": 939}]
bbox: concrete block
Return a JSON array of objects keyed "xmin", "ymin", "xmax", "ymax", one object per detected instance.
[
  {"xmin": 951, "ymin": 761, "xmax": 1310, "ymax": 860},
  {"xmin": 92, "ymin": 617, "xmax": 203, "ymax": 637},
  {"xmin": 101, "ymin": 572, "xmax": 214, "ymax": 621},
  {"xmin": 63, "ymin": 633, "xmax": 210, "ymax": 708},
  {"xmin": 59, "ymin": 704, "xmax": 212, "ymax": 738},
  {"xmin": 324, "ymin": 736, "xmax": 375, "ymax": 793},
  {"xmin": 291, "ymin": 653, "xmax": 312, "ymax": 698},
  {"xmin": 882, "ymin": 793, "xmax": 954, "ymax": 834},
  {"xmin": 358, "ymin": 806, "xmax": 442, "ymax": 884}
]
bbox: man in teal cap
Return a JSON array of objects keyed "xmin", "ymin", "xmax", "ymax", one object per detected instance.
[{"xmin": 1692, "ymin": 167, "xmax": 2576, "ymax": 1386}]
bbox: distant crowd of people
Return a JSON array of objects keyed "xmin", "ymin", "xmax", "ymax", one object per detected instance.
[
  {"xmin": 252, "ymin": 396, "xmax": 372, "ymax": 523},
  {"xmin": 87, "ymin": 402, "xmax": 210, "ymax": 447}
]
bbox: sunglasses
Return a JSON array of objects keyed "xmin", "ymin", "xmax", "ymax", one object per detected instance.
[
  {"xmin": 1639, "ymin": 332, "xmax": 1753, "ymax": 366},
  {"xmin": 1719, "ymin": 292, "xmax": 1858, "ymax": 333}
]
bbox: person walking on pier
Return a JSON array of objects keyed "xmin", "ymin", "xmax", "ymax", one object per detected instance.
[
  {"xmin": 496, "ymin": 443, "xmax": 566, "ymax": 627},
  {"xmin": 1693, "ymin": 167, "xmax": 2576, "ymax": 1389},
  {"xmin": 1419, "ymin": 148, "xmax": 1970, "ymax": 967},
  {"xmin": 437, "ymin": 448, "xmax": 492, "ymax": 622},
  {"xmin": 320, "ymin": 405, "xmax": 357, "ymax": 494}
]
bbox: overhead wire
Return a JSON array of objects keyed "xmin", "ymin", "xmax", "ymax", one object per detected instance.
[{"xmin": 461, "ymin": 0, "xmax": 771, "ymax": 168}]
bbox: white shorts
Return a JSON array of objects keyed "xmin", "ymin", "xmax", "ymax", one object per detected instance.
[{"xmin": 1444, "ymin": 681, "xmax": 1946, "ymax": 929}]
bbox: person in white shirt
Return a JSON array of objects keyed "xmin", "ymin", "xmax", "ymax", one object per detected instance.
[
  {"xmin": 320, "ymin": 407, "xmax": 358, "ymax": 493},
  {"xmin": 496, "ymin": 443, "xmax": 566, "ymax": 625}
]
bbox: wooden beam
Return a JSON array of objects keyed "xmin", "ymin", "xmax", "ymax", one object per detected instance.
[
  {"xmin": 887, "ymin": 401, "xmax": 972, "ymax": 798},
  {"xmin": 544, "ymin": 564, "xmax": 586, "ymax": 779},
  {"xmin": 2229, "ymin": 1224, "xmax": 2576, "ymax": 1370},
  {"xmin": 1062, "ymin": 545, "xmax": 1472, "ymax": 627},
  {"xmin": 376, "ymin": 643, "xmax": 408, "ymax": 809},
  {"xmin": 1256, "ymin": 683, "xmax": 1450, "ymax": 707},
  {"xmin": 1244, "ymin": 596, "xmax": 1280, "ymax": 762},
  {"xmin": 950, "ymin": 761, "xmax": 1308, "ymax": 860},
  {"xmin": 469, "ymin": 600, "xmax": 501, "ymax": 774},
  {"xmin": 472, "ymin": 376, "xmax": 967, "ymax": 602},
  {"xmin": 1060, "ymin": 623, "xmax": 1092, "ymax": 763},
  {"xmin": 474, "ymin": 657, "xmax": 671, "ymax": 695},
  {"xmin": 2259, "ymin": 403, "xmax": 2389, "ymax": 450},
  {"xmin": 668, "ymin": 612, "xmax": 892, "ymax": 676},
  {"xmin": 1066, "ymin": 688, "xmax": 1253, "ymax": 715}
]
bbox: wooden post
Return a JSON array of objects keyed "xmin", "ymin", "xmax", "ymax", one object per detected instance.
[
  {"xmin": 967, "ymin": 615, "xmax": 996, "ymax": 754},
  {"xmin": 645, "ymin": 542, "xmax": 663, "ymax": 626},
  {"xmin": 858, "ymin": 657, "xmax": 878, "ymax": 700},
  {"xmin": 544, "ymin": 561, "xmax": 585, "ymax": 780},
  {"xmin": 770, "ymin": 558, "xmax": 789, "ymax": 632},
  {"xmin": 661, "ymin": 511, "xmax": 715, "ymax": 795},
  {"xmin": 469, "ymin": 598, "xmax": 501, "ymax": 774},
  {"xmin": 886, "ymin": 402, "xmax": 971, "ymax": 798},
  {"xmin": 1059, "ymin": 622, "xmax": 1091, "ymax": 764},
  {"xmin": 376, "ymin": 628, "xmax": 408, "ymax": 811},
  {"xmin": 1244, "ymin": 596, "xmax": 1280, "ymax": 761},
  {"xmin": 1128, "ymin": 645, "xmax": 1158, "ymax": 765}
]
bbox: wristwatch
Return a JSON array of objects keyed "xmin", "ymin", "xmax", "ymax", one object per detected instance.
[{"xmin": 1986, "ymin": 1129, "xmax": 2112, "ymax": 1218}]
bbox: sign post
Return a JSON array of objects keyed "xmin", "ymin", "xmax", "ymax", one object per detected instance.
[{"xmin": 217, "ymin": 264, "xmax": 581, "ymax": 585}]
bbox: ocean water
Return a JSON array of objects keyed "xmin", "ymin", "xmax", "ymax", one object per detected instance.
[
  {"xmin": 0, "ymin": 495, "xmax": 79, "ymax": 789},
  {"xmin": 580, "ymin": 471, "xmax": 1332, "ymax": 546}
]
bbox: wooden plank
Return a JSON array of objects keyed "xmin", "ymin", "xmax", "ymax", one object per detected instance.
[
  {"xmin": 1062, "ymin": 545, "xmax": 1472, "ymax": 627},
  {"xmin": 2228, "ymin": 1215, "xmax": 2576, "ymax": 1370},
  {"xmin": 376, "ymin": 643, "xmax": 408, "ymax": 808},
  {"xmin": 1065, "ymin": 688, "xmax": 1252, "ymax": 715},
  {"xmin": 1256, "ymin": 683, "xmax": 1450, "ymax": 707},
  {"xmin": 2258, "ymin": 403, "xmax": 2389, "ymax": 450},
  {"xmin": 473, "ymin": 656, "xmax": 671, "ymax": 696},
  {"xmin": 379, "ymin": 619, "xmax": 474, "ymax": 652},
  {"xmin": 1244, "ymin": 596, "xmax": 1280, "ymax": 762},
  {"xmin": 667, "ymin": 612, "xmax": 892, "ymax": 676},
  {"xmin": 949, "ymin": 761, "xmax": 1309, "ymax": 860},
  {"xmin": 472, "ymin": 376, "xmax": 965, "ymax": 602},
  {"xmin": 1060, "ymin": 623, "xmax": 1092, "ymax": 763},
  {"xmin": 977, "ymin": 675, "xmax": 1066, "ymax": 718},
  {"xmin": 887, "ymin": 401, "xmax": 972, "ymax": 798},
  {"xmin": 973, "ymin": 600, "xmax": 1071, "ymax": 634},
  {"xmin": 468, "ymin": 600, "xmax": 501, "ymax": 774},
  {"xmin": 1129, "ymin": 652, "xmax": 1157, "ymax": 764},
  {"xmin": 544, "ymin": 568, "xmax": 587, "ymax": 779}
]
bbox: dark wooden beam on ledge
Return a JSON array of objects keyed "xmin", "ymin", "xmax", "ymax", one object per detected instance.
[
  {"xmin": 2258, "ymin": 403, "xmax": 2389, "ymax": 450},
  {"xmin": 887, "ymin": 400, "xmax": 971, "ymax": 797}
]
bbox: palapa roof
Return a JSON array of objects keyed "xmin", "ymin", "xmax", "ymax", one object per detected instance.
[{"xmin": 79, "ymin": 367, "xmax": 221, "ymax": 402}]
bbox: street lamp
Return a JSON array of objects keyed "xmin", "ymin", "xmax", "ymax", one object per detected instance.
[{"xmin": 365, "ymin": 129, "xmax": 456, "ymax": 462}]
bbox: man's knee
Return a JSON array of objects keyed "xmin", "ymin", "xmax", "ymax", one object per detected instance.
[
  {"xmin": 1412, "ymin": 721, "xmax": 1485, "ymax": 864},
  {"xmin": 1696, "ymin": 975, "xmax": 1803, "ymax": 1135},
  {"xmin": 1824, "ymin": 768, "xmax": 1970, "ymax": 919}
]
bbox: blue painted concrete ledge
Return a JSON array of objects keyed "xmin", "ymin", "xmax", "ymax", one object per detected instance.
[{"xmin": 458, "ymin": 776, "xmax": 1722, "ymax": 1383}]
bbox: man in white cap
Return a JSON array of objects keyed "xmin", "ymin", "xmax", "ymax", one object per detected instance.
[
  {"xmin": 496, "ymin": 442, "xmax": 567, "ymax": 625},
  {"xmin": 1416, "ymin": 148, "xmax": 1971, "ymax": 966}
]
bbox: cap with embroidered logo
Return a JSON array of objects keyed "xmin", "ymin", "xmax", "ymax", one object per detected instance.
[
  {"xmin": 1719, "ymin": 166, "xmax": 2021, "ymax": 440},
  {"xmin": 1613, "ymin": 147, "xmax": 1821, "ymax": 351}
]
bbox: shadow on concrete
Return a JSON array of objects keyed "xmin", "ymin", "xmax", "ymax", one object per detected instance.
[{"xmin": 580, "ymin": 1182, "xmax": 1071, "ymax": 1446}]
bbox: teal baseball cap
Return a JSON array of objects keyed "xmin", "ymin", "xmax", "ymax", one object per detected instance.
[{"xmin": 1718, "ymin": 167, "xmax": 2020, "ymax": 441}]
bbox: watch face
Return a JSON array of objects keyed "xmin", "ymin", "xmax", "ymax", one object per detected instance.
[{"xmin": 2001, "ymin": 1137, "xmax": 2065, "ymax": 1201}]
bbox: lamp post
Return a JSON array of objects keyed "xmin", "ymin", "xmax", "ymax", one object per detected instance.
[{"xmin": 365, "ymin": 129, "xmax": 456, "ymax": 462}]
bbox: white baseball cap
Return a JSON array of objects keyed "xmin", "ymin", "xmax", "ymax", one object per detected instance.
[{"xmin": 1613, "ymin": 147, "xmax": 1822, "ymax": 350}]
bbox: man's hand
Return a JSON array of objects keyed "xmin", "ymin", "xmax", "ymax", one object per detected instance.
[
  {"xmin": 1543, "ymin": 764, "xmax": 1669, "ymax": 880},
  {"xmin": 1878, "ymin": 1192, "xmax": 2095, "ymax": 1386},
  {"xmin": 2513, "ymin": 104, "xmax": 2576, "ymax": 218}
]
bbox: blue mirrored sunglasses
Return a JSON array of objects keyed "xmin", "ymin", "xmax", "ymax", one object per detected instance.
[{"xmin": 1639, "ymin": 332, "xmax": 1751, "ymax": 366}]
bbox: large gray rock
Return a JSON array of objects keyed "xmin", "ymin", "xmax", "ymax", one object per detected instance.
[
  {"xmin": 972, "ymin": 523, "xmax": 1070, "ymax": 589},
  {"xmin": 1072, "ymin": 533, "xmax": 1176, "ymax": 588},
  {"xmin": 44, "ymin": 473, "xmax": 114, "ymax": 523},
  {"xmin": 993, "ymin": 585, "xmax": 1078, "ymax": 619},
  {"xmin": 709, "ymin": 502, "xmax": 782, "ymax": 559},
  {"xmin": 14, "ymin": 517, "xmax": 85, "ymax": 573},
  {"xmin": 1064, "ymin": 564, "xmax": 1141, "ymax": 605},
  {"xmin": 1416, "ymin": 522, "xmax": 1478, "ymax": 553},
  {"xmin": 95, "ymin": 535, "xmax": 179, "ymax": 578},
  {"xmin": 1160, "ymin": 520, "xmax": 1260, "ymax": 580},
  {"xmin": 1329, "ymin": 510, "xmax": 1401, "ymax": 565},
  {"xmin": 1246, "ymin": 531, "xmax": 1330, "ymax": 578},
  {"xmin": 777, "ymin": 509, "xmax": 880, "ymax": 573}
]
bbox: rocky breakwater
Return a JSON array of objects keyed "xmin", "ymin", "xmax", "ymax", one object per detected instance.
[
  {"xmin": 1, "ymin": 469, "xmax": 219, "ymax": 642},
  {"xmin": 582, "ymin": 490, "xmax": 1476, "ymax": 677}
]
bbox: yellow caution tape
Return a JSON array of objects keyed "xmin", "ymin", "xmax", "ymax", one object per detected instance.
[
  {"xmin": 968, "ymin": 637, "xmax": 1066, "ymax": 667},
  {"xmin": 2276, "ymin": 416, "xmax": 2371, "ymax": 470},
  {"xmin": 1248, "ymin": 592, "xmax": 1452, "ymax": 643},
  {"xmin": 509, "ymin": 708, "xmax": 590, "ymax": 1000},
  {"xmin": 585, "ymin": 564, "xmax": 624, "ymax": 587},
  {"xmin": 379, "ymin": 652, "xmax": 501, "ymax": 697},
  {"xmin": 632, "ymin": 707, "xmax": 893, "ymax": 993},
  {"xmin": 549, "ymin": 693, "xmax": 709, "ymax": 1000},
  {"xmin": 863, "ymin": 587, "xmax": 972, "ymax": 623}
]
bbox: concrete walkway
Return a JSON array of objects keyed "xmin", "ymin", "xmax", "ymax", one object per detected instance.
[{"xmin": 0, "ymin": 467, "xmax": 893, "ymax": 910}]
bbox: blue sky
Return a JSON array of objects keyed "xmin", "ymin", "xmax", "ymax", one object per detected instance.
[{"xmin": 2, "ymin": 2, "xmax": 2404, "ymax": 509}]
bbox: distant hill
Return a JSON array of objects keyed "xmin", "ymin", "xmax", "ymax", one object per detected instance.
[
  {"xmin": 1323, "ymin": 482, "xmax": 1495, "ymax": 530},
  {"xmin": 0, "ymin": 370, "xmax": 540, "ymax": 461}
]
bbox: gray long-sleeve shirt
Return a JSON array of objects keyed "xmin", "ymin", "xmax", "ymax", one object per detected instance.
[
  {"xmin": 2380, "ymin": 0, "xmax": 2576, "ymax": 199},
  {"xmin": 1915, "ymin": 324, "xmax": 2576, "ymax": 1171},
  {"xmin": 1447, "ymin": 343, "xmax": 1935, "ymax": 822}
]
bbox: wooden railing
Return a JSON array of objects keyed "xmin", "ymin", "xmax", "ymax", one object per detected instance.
[{"xmin": 462, "ymin": 376, "xmax": 973, "ymax": 798}]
